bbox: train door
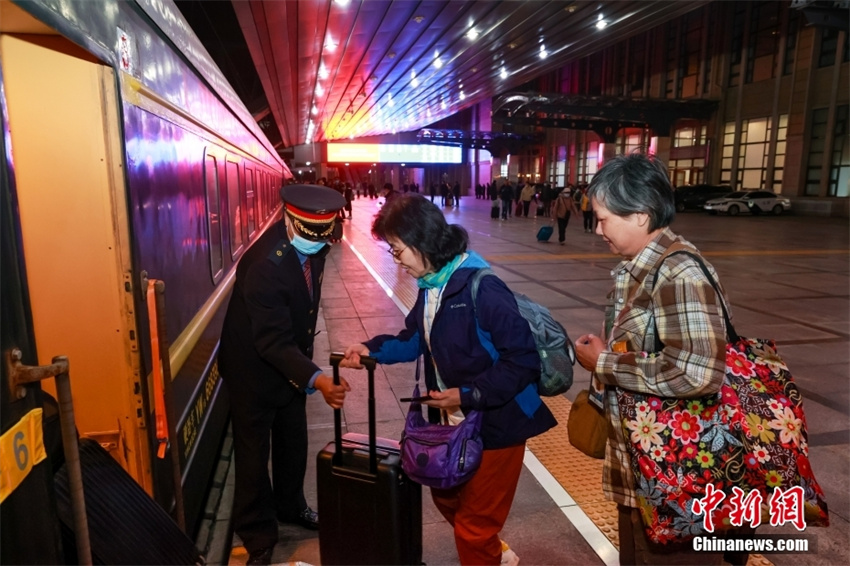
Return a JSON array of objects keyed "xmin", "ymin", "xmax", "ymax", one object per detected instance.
[
  {"xmin": 0, "ymin": 71, "xmax": 65, "ymax": 565},
  {"xmin": 0, "ymin": 28, "xmax": 151, "ymax": 495}
]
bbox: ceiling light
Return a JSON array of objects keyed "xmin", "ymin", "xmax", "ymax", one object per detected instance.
[
  {"xmin": 324, "ymin": 36, "xmax": 337, "ymax": 52},
  {"xmin": 334, "ymin": 0, "xmax": 350, "ymax": 6},
  {"xmin": 500, "ymin": 66, "xmax": 508, "ymax": 79},
  {"xmin": 466, "ymin": 28, "xmax": 479, "ymax": 40},
  {"xmin": 318, "ymin": 64, "xmax": 329, "ymax": 80},
  {"xmin": 434, "ymin": 57, "xmax": 443, "ymax": 69},
  {"xmin": 315, "ymin": 84, "xmax": 324, "ymax": 96},
  {"xmin": 460, "ymin": 91, "xmax": 466, "ymax": 100},
  {"xmin": 311, "ymin": 105, "xmax": 318, "ymax": 115},
  {"xmin": 539, "ymin": 44, "xmax": 548, "ymax": 59},
  {"xmin": 596, "ymin": 14, "xmax": 607, "ymax": 29}
]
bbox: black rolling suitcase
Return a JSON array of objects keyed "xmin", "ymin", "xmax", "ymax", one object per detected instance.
[
  {"xmin": 490, "ymin": 203, "xmax": 500, "ymax": 219},
  {"xmin": 317, "ymin": 354, "xmax": 422, "ymax": 565}
]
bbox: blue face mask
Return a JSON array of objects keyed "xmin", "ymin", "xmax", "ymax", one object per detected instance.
[{"xmin": 290, "ymin": 233, "xmax": 327, "ymax": 256}]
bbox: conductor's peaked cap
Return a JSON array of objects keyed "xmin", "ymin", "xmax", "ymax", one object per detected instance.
[{"xmin": 280, "ymin": 184, "xmax": 346, "ymax": 241}]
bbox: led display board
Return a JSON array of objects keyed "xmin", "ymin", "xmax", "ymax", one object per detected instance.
[{"xmin": 326, "ymin": 143, "xmax": 463, "ymax": 164}]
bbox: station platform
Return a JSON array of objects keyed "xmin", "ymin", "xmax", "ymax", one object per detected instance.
[{"xmin": 220, "ymin": 194, "xmax": 848, "ymax": 566}]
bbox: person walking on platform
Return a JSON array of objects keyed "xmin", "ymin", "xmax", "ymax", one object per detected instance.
[
  {"xmin": 218, "ymin": 185, "xmax": 352, "ymax": 566},
  {"xmin": 499, "ymin": 181, "xmax": 513, "ymax": 220},
  {"xmin": 343, "ymin": 182, "xmax": 354, "ymax": 218},
  {"xmin": 339, "ymin": 194, "xmax": 556, "ymax": 566},
  {"xmin": 552, "ymin": 186, "xmax": 577, "ymax": 245},
  {"xmin": 520, "ymin": 183, "xmax": 536, "ymax": 217},
  {"xmin": 580, "ymin": 185, "xmax": 594, "ymax": 232},
  {"xmin": 382, "ymin": 182, "xmax": 399, "ymax": 205},
  {"xmin": 574, "ymin": 154, "xmax": 749, "ymax": 566}
]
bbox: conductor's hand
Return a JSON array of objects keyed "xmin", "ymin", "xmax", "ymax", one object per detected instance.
[
  {"xmin": 339, "ymin": 343, "xmax": 370, "ymax": 369},
  {"xmin": 424, "ymin": 387, "xmax": 461, "ymax": 409},
  {"xmin": 575, "ymin": 333, "xmax": 605, "ymax": 372},
  {"xmin": 314, "ymin": 374, "xmax": 350, "ymax": 409}
]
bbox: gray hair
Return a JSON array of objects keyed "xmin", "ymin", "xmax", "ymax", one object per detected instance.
[{"xmin": 587, "ymin": 154, "xmax": 675, "ymax": 230}]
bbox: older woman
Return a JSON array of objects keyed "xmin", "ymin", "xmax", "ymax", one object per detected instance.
[
  {"xmin": 341, "ymin": 194, "xmax": 556, "ymax": 566},
  {"xmin": 574, "ymin": 154, "xmax": 743, "ymax": 566}
]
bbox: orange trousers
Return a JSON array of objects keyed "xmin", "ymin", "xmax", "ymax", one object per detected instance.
[{"xmin": 430, "ymin": 444, "xmax": 525, "ymax": 565}]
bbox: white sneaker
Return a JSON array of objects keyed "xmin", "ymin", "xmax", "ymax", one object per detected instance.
[{"xmin": 501, "ymin": 540, "xmax": 519, "ymax": 566}]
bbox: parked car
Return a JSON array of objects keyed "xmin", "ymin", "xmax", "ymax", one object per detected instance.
[
  {"xmin": 674, "ymin": 184, "xmax": 733, "ymax": 212},
  {"xmin": 703, "ymin": 190, "xmax": 792, "ymax": 216}
]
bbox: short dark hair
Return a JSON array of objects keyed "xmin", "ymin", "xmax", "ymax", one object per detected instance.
[
  {"xmin": 587, "ymin": 153, "xmax": 675, "ymax": 230},
  {"xmin": 372, "ymin": 194, "xmax": 468, "ymax": 271}
]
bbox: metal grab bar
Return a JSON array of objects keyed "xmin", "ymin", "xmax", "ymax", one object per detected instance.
[{"xmin": 7, "ymin": 349, "xmax": 92, "ymax": 566}]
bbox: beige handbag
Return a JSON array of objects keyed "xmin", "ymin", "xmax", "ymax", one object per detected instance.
[{"xmin": 567, "ymin": 385, "xmax": 608, "ymax": 459}]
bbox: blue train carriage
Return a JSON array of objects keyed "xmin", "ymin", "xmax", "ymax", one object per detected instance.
[{"xmin": 0, "ymin": 0, "xmax": 288, "ymax": 555}]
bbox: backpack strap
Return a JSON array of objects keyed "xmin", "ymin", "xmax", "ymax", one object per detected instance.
[
  {"xmin": 470, "ymin": 267, "xmax": 496, "ymax": 313},
  {"xmin": 470, "ymin": 267, "xmax": 499, "ymax": 362},
  {"xmin": 653, "ymin": 250, "xmax": 739, "ymax": 343}
]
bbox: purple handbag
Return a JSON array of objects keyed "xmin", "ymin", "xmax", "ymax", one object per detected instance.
[{"xmin": 400, "ymin": 369, "xmax": 484, "ymax": 490}]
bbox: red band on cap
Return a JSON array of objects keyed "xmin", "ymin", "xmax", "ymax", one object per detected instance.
[{"xmin": 285, "ymin": 203, "xmax": 336, "ymax": 223}]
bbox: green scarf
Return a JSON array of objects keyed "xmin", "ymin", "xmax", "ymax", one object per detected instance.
[{"xmin": 417, "ymin": 253, "xmax": 466, "ymax": 290}]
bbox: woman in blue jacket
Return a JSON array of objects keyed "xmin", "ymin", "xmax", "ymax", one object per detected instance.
[{"xmin": 341, "ymin": 194, "xmax": 556, "ymax": 566}]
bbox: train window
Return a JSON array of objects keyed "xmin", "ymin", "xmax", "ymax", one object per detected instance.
[
  {"xmin": 226, "ymin": 160, "xmax": 244, "ymax": 258},
  {"xmin": 205, "ymin": 155, "xmax": 223, "ymax": 283},
  {"xmin": 261, "ymin": 171, "xmax": 268, "ymax": 219},
  {"xmin": 245, "ymin": 166, "xmax": 256, "ymax": 238},
  {"xmin": 263, "ymin": 171, "xmax": 269, "ymax": 219}
]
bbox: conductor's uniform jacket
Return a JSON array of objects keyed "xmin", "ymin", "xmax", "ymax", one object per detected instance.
[
  {"xmin": 217, "ymin": 218, "xmax": 328, "ymax": 550},
  {"xmin": 218, "ymin": 219, "xmax": 326, "ymax": 398}
]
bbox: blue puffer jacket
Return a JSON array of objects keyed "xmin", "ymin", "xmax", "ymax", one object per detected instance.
[{"xmin": 364, "ymin": 252, "xmax": 557, "ymax": 449}]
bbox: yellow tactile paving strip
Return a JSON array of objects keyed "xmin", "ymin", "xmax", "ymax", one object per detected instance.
[
  {"xmin": 529, "ymin": 395, "xmax": 772, "ymax": 566},
  {"xmin": 527, "ymin": 395, "xmax": 620, "ymax": 547}
]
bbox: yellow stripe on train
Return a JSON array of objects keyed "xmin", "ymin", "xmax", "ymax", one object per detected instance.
[{"xmin": 0, "ymin": 409, "xmax": 47, "ymax": 503}]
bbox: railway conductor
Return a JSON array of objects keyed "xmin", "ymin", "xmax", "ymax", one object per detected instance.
[{"xmin": 218, "ymin": 184, "xmax": 351, "ymax": 566}]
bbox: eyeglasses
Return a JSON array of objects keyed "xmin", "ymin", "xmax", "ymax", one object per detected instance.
[{"xmin": 387, "ymin": 246, "xmax": 407, "ymax": 261}]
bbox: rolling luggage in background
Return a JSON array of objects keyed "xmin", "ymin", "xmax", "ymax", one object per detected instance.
[
  {"xmin": 537, "ymin": 225, "xmax": 554, "ymax": 241},
  {"xmin": 491, "ymin": 203, "xmax": 500, "ymax": 219},
  {"xmin": 317, "ymin": 354, "xmax": 422, "ymax": 565}
]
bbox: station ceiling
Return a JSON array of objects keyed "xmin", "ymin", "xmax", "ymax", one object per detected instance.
[{"xmin": 181, "ymin": 1, "xmax": 713, "ymax": 150}]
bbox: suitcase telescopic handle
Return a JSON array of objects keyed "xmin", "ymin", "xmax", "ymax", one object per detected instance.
[
  {"xmin": 329, "ymin": 352, "xmax": 378, "ymax": 473},
  {"xmin": 329, "ymin": 352, "xmax": 376, "ymax": 373}
]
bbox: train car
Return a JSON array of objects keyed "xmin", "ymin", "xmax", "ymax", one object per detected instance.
[{"xmin": 0, "ymin": 0, "xmax": 288, "ymax": 561}]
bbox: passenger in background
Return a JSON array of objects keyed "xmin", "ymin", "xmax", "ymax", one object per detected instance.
[
  {"xmin": 452, "ymin": 181, "xmax": 461, "ymax": 209},
  {"xmin": 218, "ymin": 185, "xmax": 351, "ymax": 566},
  {"xmin": 499, "ymin": 181, "xmax": 514, "ymax": 220},
  {"xmin": 520, "ymin": 183, "xmax": 536, "ymax": 217},
  {"xmin": 541, "ymin": 183, "xmax": 555, "ymax": 216},
  {"xmin": 580, "ymin": 185, "xmax": 594, "ymax": 232},
  {"xmin": 343, "ymin": 182, "xmax": 354, "ymax": 218},
  {"xmin": 574, "ymin": 154, "xmax": 741, "ymax": 566},
  {"xmin": 339, "ymin": 194, "xmax": 556, "ymax": 566},
  {"xmin": 552, "ymin": 185, "xmax": 578, "ymax": 245},
  {"xmin": 382, "ymin": 182, "xmax": 399, "ymax": 205}
]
